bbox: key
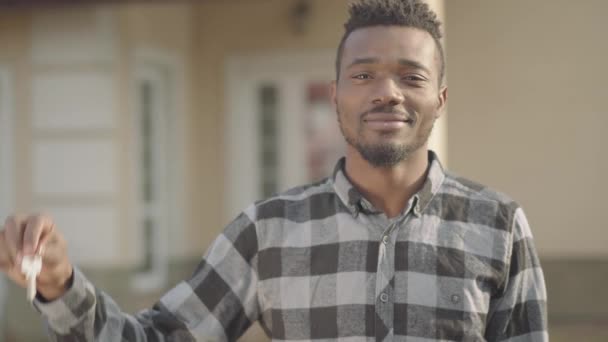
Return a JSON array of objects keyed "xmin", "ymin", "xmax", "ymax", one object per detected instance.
[{"xmin": 21, "ymin": 255, "xmax": 42, "ymax": 302}]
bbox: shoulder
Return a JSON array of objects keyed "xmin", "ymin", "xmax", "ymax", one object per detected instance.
[
  {"xmin": 437, "ymin": 172, "xmax": 522, "ymax": 232},
  {"xmin": 442, "ymin": 172, "xmax": 515, "ymax": 204},
  {"xmin": 248, "ymin": 177, "xmax": 341, "ymax": 222}
]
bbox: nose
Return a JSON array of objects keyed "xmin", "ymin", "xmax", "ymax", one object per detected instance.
[{"xmin": 371, "ymin": 77, "xmax": 404, "ymax": 106}]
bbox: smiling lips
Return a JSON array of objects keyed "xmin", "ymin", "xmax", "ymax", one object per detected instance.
[{"xmin": 363, "ymin": 112, "xmax": 414, "ymax": 130}]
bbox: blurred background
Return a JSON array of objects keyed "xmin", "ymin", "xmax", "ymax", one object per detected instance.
[{"xmin": 0, "ymin": 0, "xmax": 606, "ymax": 341}]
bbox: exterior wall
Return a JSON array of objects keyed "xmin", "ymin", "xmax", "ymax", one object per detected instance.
[
  {"xmin": 445, "ymin": 0, "xmax": 608, "ymax": 329},
  {"xmin": 445, "ymin": 0, "xmax": 608, "ymax": 258}
]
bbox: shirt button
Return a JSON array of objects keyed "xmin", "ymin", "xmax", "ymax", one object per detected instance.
[
  {"xmin": 380, "ymin": 293, "xmax": 389, "ymax": 302},
  {"xmin": 413, "ymin": 205, "xmax": 421, "ymax": 216},
  {"xmin": 451, "ymin": 294, "xmax": 461, "ymax": 304},
  {"xmin": 382, "ymin": 235, "xmax": 390, "ymax": 245}
]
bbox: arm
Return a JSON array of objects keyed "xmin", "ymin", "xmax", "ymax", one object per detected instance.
[
  {"xmin": 34, "ymin": 211, "xmax": 261, "ymax": 342},
  {"xmin": 484, "ymin": 207, "xmax": 548, "ymax": 342}
]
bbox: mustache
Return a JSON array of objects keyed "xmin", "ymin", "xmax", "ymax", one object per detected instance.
[{"xmin": 361, "ymin": 105, "xmax": 413, "ymax": 120}]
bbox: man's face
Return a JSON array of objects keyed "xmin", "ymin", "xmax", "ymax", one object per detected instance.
[{"xmin": 332, "ymin": 26, "xmax": 447, "ymax": 167}]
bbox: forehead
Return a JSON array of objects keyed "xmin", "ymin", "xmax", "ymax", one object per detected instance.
[{"xmin": 341, "ymin": 26, "xmax": 439, "ymax": 72}]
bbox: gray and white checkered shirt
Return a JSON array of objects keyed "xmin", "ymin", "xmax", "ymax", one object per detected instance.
[{"xmin": 36, "ymin": 151, "xmax": 548, "ymax": 341}]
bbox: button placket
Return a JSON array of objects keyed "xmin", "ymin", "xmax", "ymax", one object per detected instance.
[
  {"xmin": 374, "ymin": 222, "xmax": 396, "ymax": 341},
  {"xmin": 382, "ymin": 235, "xmax": 390, "ymax": 245}
]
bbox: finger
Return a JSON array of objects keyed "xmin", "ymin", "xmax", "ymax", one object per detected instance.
[
  {"xmin": 38, "ymin": 230, "xmax": 64, "ymax": 266},
  {"xmin": 23, "ymin": 214, "xmax": 53, "ymax": 256},
  {"xmin": 0, "ymin": 230, "xmax": 24, "ymax": 288},
  {"xmin": 4, "ymin": 215, "xmax": 25, "ymax": 261},
  {"xmin": 36, "ymin": 221, "xmax": 55, "ymax": 254}
]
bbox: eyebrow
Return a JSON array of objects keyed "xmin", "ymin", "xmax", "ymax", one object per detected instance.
[{"xmin": 347, "ymin": 57, "xmax": 431, "ymax": 75}]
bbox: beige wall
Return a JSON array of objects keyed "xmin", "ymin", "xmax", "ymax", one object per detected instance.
[
  {"xmin": 445, "ymin": 0, "xmax": 608, "ymax": 257},
  {"xmin": 0, "ymin": 14, "xmax": 31, "ymax": 215}
]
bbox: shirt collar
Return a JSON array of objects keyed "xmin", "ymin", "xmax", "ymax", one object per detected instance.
[{"xmin": 331, "ymin": 150, "xmax": 446, "ymax": 218}]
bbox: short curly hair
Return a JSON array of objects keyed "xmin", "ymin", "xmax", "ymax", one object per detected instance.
[{"xmin": 335, "ymin": 0, "xmax": 445, "ymax": 84}]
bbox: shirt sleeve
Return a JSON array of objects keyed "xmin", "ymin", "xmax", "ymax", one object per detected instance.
[
  {"xmin": 484, "ymin": 207, "xmax": 549, "ymax": 342},
  {"xmin": 35, "ymin": 210, "xmax": 261, "ymax": 342}
]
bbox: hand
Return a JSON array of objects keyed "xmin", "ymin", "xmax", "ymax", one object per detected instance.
[{"xmin": 0, "ymin": 214, "xmax": 73, "ymax": 301}]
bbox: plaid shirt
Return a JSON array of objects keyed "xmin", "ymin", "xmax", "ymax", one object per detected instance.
[{"xmin": 36, "ymin": 151, "xmax": 548, "ymax": 341}]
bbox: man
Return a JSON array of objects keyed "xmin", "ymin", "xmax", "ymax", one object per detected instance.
[{"xmin": 0, "ymin": 0, "xmax": 547, "ymax": 341}]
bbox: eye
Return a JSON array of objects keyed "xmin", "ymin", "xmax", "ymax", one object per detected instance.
[
  {"xmin": 352, "ymin": 73, "xmax": 372, "ymax": 80},
  {"xmin": 402, "ymin": 75, "xmax": 425, "ymax": 82}
]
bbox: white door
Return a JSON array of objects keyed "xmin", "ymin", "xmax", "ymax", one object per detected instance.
[
  {"xmin": 224, "ymin": 50, "xmax": 344, "ymax": 220},
  {"xmin": 130, "ymin": 51, "xmax": 186, "ymax": 291},
  {"xmin": 130, "ymin": 62, "xmax": 171, "ymax": 290}
]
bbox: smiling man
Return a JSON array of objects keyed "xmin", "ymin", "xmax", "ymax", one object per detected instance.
[{"xmin": 0, "ymin": 0, "xmax": 547, "ymax": 341}]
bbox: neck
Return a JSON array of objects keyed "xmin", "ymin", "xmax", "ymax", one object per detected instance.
[{"xmin": 344, "ymin": 146, "xmax": 429, "ymax": 218}]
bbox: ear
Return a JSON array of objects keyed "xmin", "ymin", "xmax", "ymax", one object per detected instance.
[{"xmin": 435, "ymin": 85, "xmax": 448, "ymax": 119}]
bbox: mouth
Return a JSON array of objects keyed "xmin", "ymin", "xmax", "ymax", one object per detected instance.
[{"xmin": 362, "ymin": 112, "xmax": 415, "ymax": 129}]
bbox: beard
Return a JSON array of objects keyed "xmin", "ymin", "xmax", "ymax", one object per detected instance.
[{"xmin": 338, "ymin": 110, "xmax": 434, "ymax": 168}]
